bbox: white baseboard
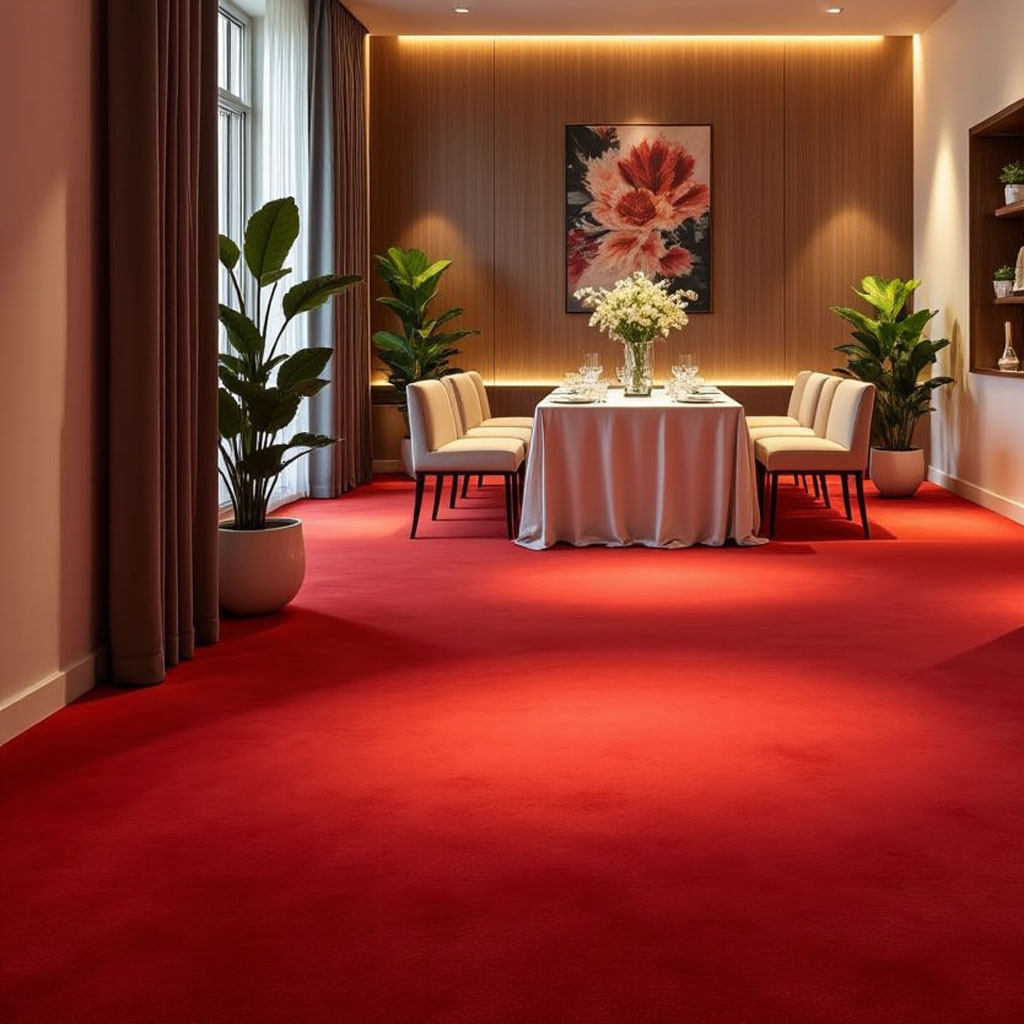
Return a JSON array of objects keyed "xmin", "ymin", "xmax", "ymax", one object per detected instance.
[
  {"xmin": 0, "ymin": 649, "xmax": 105, "ymax": 746},
  {"xmin": 928, "ymin": 466, "xmax": 1024, "ymax": 527},
  {"xmin": 373, "ymin": 459, "xmax": 403, "ymax": 474}
]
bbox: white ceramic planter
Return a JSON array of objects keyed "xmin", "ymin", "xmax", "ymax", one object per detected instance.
[
  {"xmin": 219, "ymin": 517, "xmax": 305, "ymax": 616},
  {"xmin": 994, "ymin": 279, "xmax": 1014, "ymax": 298},
  {"xmin": 869, "ymin": 447, "xmax": 925, "ymax": 499},
  {"xmin": 1005, "ymin": 184, "xmax": 1024, "ymax": 205}
]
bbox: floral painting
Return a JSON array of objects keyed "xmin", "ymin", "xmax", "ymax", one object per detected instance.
[{"xmin": 566, "ymin": 124, "xmax": 711, "ymax": 313}]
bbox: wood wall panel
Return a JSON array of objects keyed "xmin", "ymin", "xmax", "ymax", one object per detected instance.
[
  {"xmin": 783, "ymin": 37, "xmax": 914, "ymax": 377},
  {"xmin": 368, "ymin": 37, "xmax": 497, "ymax": 379},
  {"xmin": 368, "ymin": 35, "xmax": 913, "ymax": 388},
  {"xmin": 493, "ymin": 40, "xmax": 786, "ymax": 383}
]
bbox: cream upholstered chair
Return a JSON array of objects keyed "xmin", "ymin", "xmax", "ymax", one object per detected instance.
[
  {"xmin": 745, "ymin": 370, "xmax": 815, "ymax": 429},
  {"xmin": 466, "ymin": 370, "xmax": 534, "ymax": 431},
  {"xmin": 442, "ymin": 373, "xmax": 532, "ymax": 508},
  {"xmin": 406, "ymin": 380, "xmax": 525, "ymax": 539},
  {"xmin": 748, "ymin": 375, "xmax": 844, "ymax": 506},
  {"xmin": 754, "ymin": 380, "xmax": 876, "ymax": 538}
]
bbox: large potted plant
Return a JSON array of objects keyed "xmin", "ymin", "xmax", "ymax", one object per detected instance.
[
  {"xmin": 832, "ymin": 276, "xmax": 954, "ymax": 499},
  {"xmin": 371, "ymin": 247, "xmax": 479, "ymax": 475},
  {"xmin": 218, "ymin": 197, "xmax": 360, "ymax": 615}
]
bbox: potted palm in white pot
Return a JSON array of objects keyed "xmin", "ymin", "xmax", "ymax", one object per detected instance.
[
  {"xmin": 832, "ymin": 276, "xmax": 954, "ymax": 498},
  {"xmin": 218, "ymin": 197, "xmax": 360, "ymax": 614}
]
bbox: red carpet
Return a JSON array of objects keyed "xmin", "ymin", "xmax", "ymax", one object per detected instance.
[{"xmin": 3, "ymin": 478, "xmax": 1024, "ymax": 1023}]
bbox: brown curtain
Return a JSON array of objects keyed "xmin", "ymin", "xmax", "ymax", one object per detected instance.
[
  {"xmin": 309, "ymin": 0, "xmax": 371, "ymax": 496},
  {"xmin": 106, "ymin": 0, "xmax": 219, "ymax": 685}
]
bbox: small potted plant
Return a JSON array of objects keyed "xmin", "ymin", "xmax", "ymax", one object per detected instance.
[
  {"xmin": 994, "ymin": 264, "xmax": 1016, "ymax": 298},
  {"xmin": 372, "ymin": 247, "xmax": 479, "ymax": 476},
  {"xmin": 217, "ymin": 197, "xmax": 361, "ymax": 615},
  {"xmin": 832, "ymin": 276, "xmax": 954, "ymax": 499},
  {"xmin": 1000, "ymin": 160, "xmax": 1024, "ymax": 205}
]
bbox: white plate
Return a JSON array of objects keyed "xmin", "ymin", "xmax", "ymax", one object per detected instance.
[
  {"xmin": 675, "ymin": 394, "xmax": 719, "ymax": 403},
  {"xmin": 550, "ymin": 395, "xmax": 594, "ymax": 404}
]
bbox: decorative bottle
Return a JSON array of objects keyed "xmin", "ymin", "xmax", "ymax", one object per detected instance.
[{"xmin": 998, "ymin": 321, "xmax": 1021, "ymax": 371}]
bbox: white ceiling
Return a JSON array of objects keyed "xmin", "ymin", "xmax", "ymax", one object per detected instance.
[{"xmin": 347, "ymin": 0, "xmax": 959, "ymax": 36}]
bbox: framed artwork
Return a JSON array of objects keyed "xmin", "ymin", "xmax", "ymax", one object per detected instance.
[{"xmin": 566, "ymin": 123, "xmax": 712, "ymax": 313}]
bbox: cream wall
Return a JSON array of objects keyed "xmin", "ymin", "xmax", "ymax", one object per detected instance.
[
  {"xmin": 0, "ymin": 1, "xmax": 104, "ymax": 743},
  {"xmin": 916, "ymin": 0, "xmax": 1024, "ymax": 521}
]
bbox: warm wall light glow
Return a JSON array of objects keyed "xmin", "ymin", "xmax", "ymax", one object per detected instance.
[{"xmin": 395, "ymin": 34, "xmax": 886, "ymax": 43}]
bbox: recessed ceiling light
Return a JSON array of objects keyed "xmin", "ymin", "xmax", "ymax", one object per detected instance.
[
  {"xmin": 826, "ymin": 5, "xmax": 844, "ymax": 12},
  {"xmin": 453, "ymin": 5, "xmax": 470, "ymax": 12}
]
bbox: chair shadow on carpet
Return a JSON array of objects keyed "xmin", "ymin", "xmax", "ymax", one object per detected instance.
[{"xmin": 766, "ymin": 482, "xmax": 897, "ymax": 542}]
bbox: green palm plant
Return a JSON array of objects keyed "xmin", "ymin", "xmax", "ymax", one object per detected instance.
[
  {"xmin": 831, "ymin": 275, "xmax": 954, "ymax": 452},
  {"xmin": 218, "ymin": 197, "xmax": 361, "ymax": 529},
  {"xmin": 372, "ymin": 247, "xmax": 479, "ymax": 430}
]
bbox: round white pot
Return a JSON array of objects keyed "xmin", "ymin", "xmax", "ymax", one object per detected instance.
[
  {"xmin": 219, "ymin": 517, "xmax": 305, "ymax": 616},
  {"xmin": 870, "ymin": 447, "xmax": 925, "ymax": 499},
  {"xmin": 994, "ymin": 279, "xmax": 1014, "ymax": 298},
  {"xmin": 400, "ymin": 437, "xmax": 415, "ymax": 479},
  {"xmin": 1005, "ymin": 184, "xmax": 1024, "ymax": 205}
]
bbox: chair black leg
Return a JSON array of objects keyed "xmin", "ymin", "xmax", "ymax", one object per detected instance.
[
  {"xmin": 819, "ymin": 474, "xmax": 831, "ymax": 509},
  {"xmin": 448, "ymin": 474, "xmax": 459, "ymax": 509},
  {"xmin": 792, "ymin": 473, "xmax": 799, "ymax": 486},
  {"xmin": 477, "ymin": 474, "xmax": 484, "ymax": 488},
  {"xmin": 855, "ymin": 471, "xmax": 871, "ymax": 538},
  {"xmin": 811, "ymin": 473, "xmax": 820, "ymax": 499},
  {"xmin": 801, "ymin": 474, "xmax": 809, "ymax": 492},
  {"xmin": 410, "ymin": 474, "xmax": 426, "ymax": 538},
  {"xmin": 503, "ymin": 474, "xmax": 515, "ymax": 539},
  {"xmin": 431, "ymin": 474, "xmax": 444, "ymax": 520},
  {"xmin": 461, "ymin": 475, "xmax": 470, "ymax": 499},
  {"xmin": 756, "ymin": 462, "xmax": 766, "ymax": 516},
  {"xmin": 841, "ymin": 474, "xmax": 853, "ymax": 520},
  {"xmin": 769, "ymin": 472, "xmax": 779, "ymax": 537}
]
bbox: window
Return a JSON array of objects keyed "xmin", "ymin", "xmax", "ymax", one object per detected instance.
[
  {"xmin": 218, "ymin": 4, "xmax": 250, "ymax": 293},
  {"xmin": 218, "ymin": 4, "xmax": 252, "ymax": 509}
]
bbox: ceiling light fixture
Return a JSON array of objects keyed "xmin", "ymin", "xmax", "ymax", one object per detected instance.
[
  {"xmin": 453, "ymin": 6, "xmax": 470, "ymax": 12},
  {"xmin": 826, "ymin": 5, "xmax": 844, "ymax": 12}
]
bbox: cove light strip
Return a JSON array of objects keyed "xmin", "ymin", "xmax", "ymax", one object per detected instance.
[{"xmin": 395, "ymin": 34, "xmax": 886, "ymax": 43}]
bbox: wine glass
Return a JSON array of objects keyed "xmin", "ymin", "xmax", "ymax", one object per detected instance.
[{"xmin": 580, "ymin": 352, "xmax": 603, "ymax": 384}]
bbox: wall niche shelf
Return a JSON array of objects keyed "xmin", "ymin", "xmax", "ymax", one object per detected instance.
[{"xmin": 969, "ymin": 96, "xmax": 1024, "ymax": 378}]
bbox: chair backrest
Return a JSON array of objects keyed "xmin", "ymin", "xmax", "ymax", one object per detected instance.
[
  {"xmin": 796, "ymin": 372, "xmax": 829, "ymax": 427},
  {"xmin": 441, "ymin": 376, "xmax": 466, "ymax": 436},
  {"xmin": 448, "ymin": 372, "xmax": 486, "ymax": 431},
  {"xmin": 407, "ymin": 380, "xmax": 458, "ymax": 468},
  {"xmin": 826, "ymin": 380, "xmax": 876, "ymax": 461},
  {"xmin": 786, "ymin": 370, "xmax": 813, "ymax": 420},
  {"xmin": 811, "ymin": 376, "xmax": 844, "ymax": 436},
  {"xmin": 467, "ymin": 370, "xmax": 493, "ymax": 421}
]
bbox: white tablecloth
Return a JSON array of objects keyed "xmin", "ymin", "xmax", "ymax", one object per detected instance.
[{"xmin": 516, "ymin": 388, "xmax": 764, "ymax": 549}]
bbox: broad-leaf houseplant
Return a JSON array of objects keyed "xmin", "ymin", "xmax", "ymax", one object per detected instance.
[
  {"xmin": 218, "ymin": 196, "xmax": 360, "ymax": 614},
  {"xmin": 832, "ymin": 275, "xmax": 953, "ymax": 498},
  {"xmin": 371, "ymin": 247, "xmax": 479, "ymax": 473}
]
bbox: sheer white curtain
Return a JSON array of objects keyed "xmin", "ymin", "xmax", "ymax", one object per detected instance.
[{"xmin": 262, "ymin": 0, "xmax": 310, "ymax": 509}]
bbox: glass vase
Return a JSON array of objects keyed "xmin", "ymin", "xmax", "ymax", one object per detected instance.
[{"xmin": 623, "ymin": 341, "xmax": 654, "ymax": 396}]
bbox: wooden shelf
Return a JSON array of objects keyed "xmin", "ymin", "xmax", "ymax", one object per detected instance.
[
  {"xmin": 994, "ymin": 295, "xmax": 1024, "ymax": 304},
  {"xmin": 995, "ymin": 199, "xmax": 1024, "ymax": 218},
  {"xmin": 971, "ymin": 366, "xmax": 1024, "ymax": 379}
]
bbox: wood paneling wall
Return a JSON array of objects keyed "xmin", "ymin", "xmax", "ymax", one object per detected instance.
[{"xmin": 369, "ymin": 35, "xmax": 912, "ymax": 386}]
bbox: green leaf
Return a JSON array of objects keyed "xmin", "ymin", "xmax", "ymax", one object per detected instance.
[
  {"xmin": 218, "ymin": 352, "xmax": 247, "ymax": 377},
  {"xmin": 243, "ymin": 197, "xmax": 299, "ymax": 282},
  {"xmin": 277, "ymin": 347, "xmax": 334, "ymax": 391},
  {"xmin": 219, "ymin": 234, "xmax": 240, "ymax": 271},
  {"xmin": 285, "ymin": 378, "xmax": 329, "ymax": 399},
  {"xmin": 219, "ymin": 305, "xmax": 263, "ymax": 356},
  {"xmin": 238, "ymin": 444, "xmax": 290, "ymax": 479},
  {"xmin": 282, "ymin": 274, "xmax": 361, "ymax": 319},
  {"xmin": 372, "ymin": 330, "xmax": 411, "ymax": 353},
  {"xmin": 286, "ymin": 432, "xmax": 337, "ymax": 450},
  {"xmin": 218, "ymin": 389, "xmax": 243, "ymax": 438},
  {"xmin": 260, "ymin": 267, "xmax": 292, "ymax": 287}
]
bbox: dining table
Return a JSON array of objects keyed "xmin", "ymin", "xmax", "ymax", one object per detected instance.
[{"xmin": 515, "ymin": 386, "xmax": 765, "ymax": 550}]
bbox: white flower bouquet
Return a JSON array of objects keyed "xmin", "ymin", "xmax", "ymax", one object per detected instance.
[{"xmin": 574, "ymin": 272, "xmax": 698, "ymax": 394}]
